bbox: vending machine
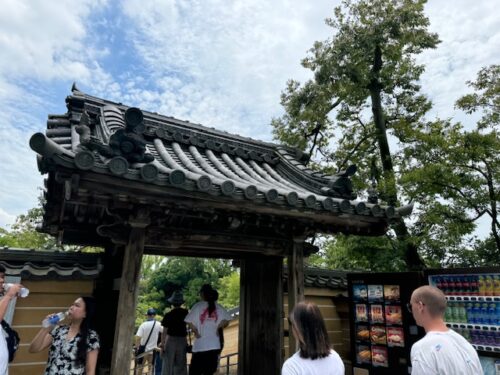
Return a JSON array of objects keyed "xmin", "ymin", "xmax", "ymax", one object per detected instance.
[
  {"xmin": 425, "ymin": 267, "xmax": 500, "ymax": 374},
  {"xmin": 347, "ymin": 272, "xmax": 425, "ymax": 375}
]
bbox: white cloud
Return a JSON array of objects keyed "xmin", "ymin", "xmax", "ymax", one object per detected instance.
[
  {"xmin": 0, "ymin": 0, "xmax": 497, "ymax": 241},
  {"xmin": 118, "ymin": 0, "xmax": 337, "ymax": 139},
  {"xmin": 0, "ymin": 207, "xmax": 16, "ymax": 230},
  {"xmin": 420, "ymin": 0, "xmax": 500, "ymax": 124}
]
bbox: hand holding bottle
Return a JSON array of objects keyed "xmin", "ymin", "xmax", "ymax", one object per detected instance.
[
  {"xmin": 3, "ymin": 283, "xmax": 29, "ymax": 298},
  {"xmin": 42, "ymin": 311, "xmax": 68, "ymax": 328}
]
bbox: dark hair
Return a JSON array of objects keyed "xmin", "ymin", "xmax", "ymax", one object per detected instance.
[
  {"xmin": 75, "ymin": 296, "xmax": 97, "ymax": 367},
  {"xmin": 0, "ymin": 265, "xmax": 5, "ymax": 273},
  {"xmin": 289, "ymin": 302, "xmax": 331, "ymax": 359},
  {"xmin": 200, "ymin": 284, "xmax": 216, "ymax": 316}
]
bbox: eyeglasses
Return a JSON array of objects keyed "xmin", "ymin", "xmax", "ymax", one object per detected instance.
[
  {"xmin": 407, "ymin": 301, "xmax": 425, "ymax": 313},
  {"xmin": 406, "ymin": 302, "xmax": 412, "ymax": 313}
]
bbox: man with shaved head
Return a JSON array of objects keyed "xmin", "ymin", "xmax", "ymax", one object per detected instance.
[{"xmin": 408, "ymin": 286, "xmax": 483, "ymax": 374}]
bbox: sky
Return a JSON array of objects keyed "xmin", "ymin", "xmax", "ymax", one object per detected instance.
[{"xmin": 0, "ymin": 0, "xmax": 498, "ymax": 232}]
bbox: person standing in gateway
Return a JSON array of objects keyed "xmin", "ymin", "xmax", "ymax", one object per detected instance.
[
  {"xmin": 408, "ymin": 285, "xmax": 483, "ymax": 375},
  {"xmin": 161, "ymin": 291, "xmax": 189, "ymax": 375},
  {"xmin": 185, "ymin": 284, "xmax": 230, "ymax": 375},
  {"xmin": 136, "ymin": 308, "xmax": 163, "ymax": 375}
]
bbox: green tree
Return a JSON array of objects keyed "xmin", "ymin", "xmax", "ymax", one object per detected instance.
[
  {"xmin": 0, "ymin": 195, "xmax": 102, "ymax": 253},
  {"xmin": 0, "ymin": 204, "xmax": 58, "ymax": 249},
  {"xmin": 218, "ymin": 271, "xmax": 240, "ymax": 309},
  {"xmin": 140, "ymin": 257, "xmax": 234, "ymax": 316},
  {"xmin": 135, "ymin": 257, "xmax": 239, "ymax": 327},
  {"xmin": 272, "ymin": 0, "xmax": 441, "ymax": 269},
  {"xmin": 308, "ymin": 234, "xmax": 406, "ymax": 271},
  {"xmin": 401, "ymin": 65, "xmax": 500, "ymax": 265}
]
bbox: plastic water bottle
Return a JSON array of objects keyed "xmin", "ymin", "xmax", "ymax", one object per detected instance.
[
  {"xmin": 42, "ymin": 311, "xmax": 68, "ymax": 328},
  {"xmin": 3, "ymin": 283, "xmax": 30, "ymax": 298}
]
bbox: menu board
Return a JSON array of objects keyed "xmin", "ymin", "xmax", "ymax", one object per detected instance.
[{"xmin": 351, "ymin": 282, "xmax": 406, "ymax": 367}]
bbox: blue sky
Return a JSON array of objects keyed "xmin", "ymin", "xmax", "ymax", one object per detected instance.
[{"xmin": 0, "ymin": 0, "xmax": 498, "ymax": 232}]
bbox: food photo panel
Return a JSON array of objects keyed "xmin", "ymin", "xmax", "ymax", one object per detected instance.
[
  {"xmin": 356, "ymin": 344, "xmax": 372, "ymax": 365},
  {"xmin": 355, "ymin": 304, "xmax": 369, "ymax": 322},
  {"xmin": 352, "ymin": 284, "xmax": 368, "ymax": 301},
  {"xmin": 384, "ymin": 305, "xmax": 402, "ymax": 325},
  {"xmin": 370, "ymin": 325, "xmax": 387, "ymax": 345},
  {"xmin": 356, "ymin": 324, "xmax": 370, "ymax": 342},
  {"xmin": 368, "ymin": 284, "xmax": 384, "ymax": 303},
  {"xmin": 387, "ymin": 327, "xmax": 405, "ymax": 347},
  {"xmin": 383, "ymin": 285, "xmax": 400, "ymax": 302},
  {"xmin": 371, "ymin": 346, "xmax": 389, "ymax": 367},
  {"xmin": 369, "ymin": 304, "xmax": 385, "ymax": 324}
]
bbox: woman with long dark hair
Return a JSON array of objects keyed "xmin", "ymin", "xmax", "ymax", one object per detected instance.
[
  {"xmin": 184, "ymin": 284, "xmax": 230, "ymax": 375},
  {"xmin": 29, "ymin": 296, "xmax": 100, "ymax": 375},
  {"xmin": 282, "ymin": 301, "xmax": 344, "ymax": 375}
]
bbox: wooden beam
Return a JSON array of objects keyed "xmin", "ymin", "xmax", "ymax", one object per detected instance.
[
  {"xmin": 287, "ymin": 239, "xmax": 304, "ymax": 355},
  {"xmin": 239, "ymin": 256, "xmax": 283, "ymax": 375},
  {"xmin": 110, "ymin": 226, "xmax": 146, "ymax": 374}
]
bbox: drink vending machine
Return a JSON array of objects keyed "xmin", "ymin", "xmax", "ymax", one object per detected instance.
[{"xmin": 425, "ymin": 267, "xmax": 500, "ymax": 374}]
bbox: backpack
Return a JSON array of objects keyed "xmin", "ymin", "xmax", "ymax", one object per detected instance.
[{"xmin": 1, "ymin": 320, "xmax": 20, "ymax": 362}]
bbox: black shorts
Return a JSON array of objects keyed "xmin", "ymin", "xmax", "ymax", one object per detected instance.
[{"xmin": 189, "ymin": 349, "xmax": 219, "ymax": 375}]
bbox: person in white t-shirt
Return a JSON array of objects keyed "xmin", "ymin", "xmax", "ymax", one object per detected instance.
[
  {"xmin": 282, "ymin": 301, "xmax": 345, "ymax": 375},
  {"xmin": 185, "ymin": 284, "xmax": 230, "ymax": 375},
  {"xmin": 409, "ymin": 285, "xmax": 483, "ymax": 375},
  {"xmin": 135, "ymin": 308, "xmax": 164, "ymax": 375},
  {"xmin": 0, "ymin": 265, "xmax": 22, "ymax": 375}
]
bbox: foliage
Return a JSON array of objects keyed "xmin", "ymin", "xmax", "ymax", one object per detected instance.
[
  {"xmin": 0, "ymin": 204, "xmax": 58, "ymax": 249},
  {"xmin": 218, "ymin": 271, "xmax": 240, "ymax": 309},
  {"xmin": 308, "ymin": 234, "xmax": 407, "ymax": 271},
  {"xmin": 455, "ymin": 65, "xmax": 500, "ymax": 130},
  {"xmin": 400, "ymin": 65, "xmax": 500, "ymax": 265},
  {"xmin": 135, "ymin": 257, "xmax": 236, "ymax": 325},
  {"xmin": 0, "ymin": 195, "xmax": 102, "ymax": 253},
  {"xmin": 272, "ymin": 0, "xmax": 440, "ymax": 269}
]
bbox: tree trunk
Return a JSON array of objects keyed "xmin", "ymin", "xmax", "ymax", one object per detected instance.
[
  {"xmin": 485, "ymin": 162, "xmax": 500, "ymax": 251},
  {"xmin": 368, "ymin": 45, "xmax": 425, "ymax": 270}
]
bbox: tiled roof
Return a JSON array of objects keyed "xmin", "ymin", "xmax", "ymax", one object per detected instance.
[
  {"xmin": 0, "ymin": 247, "xmax": 102, "ymax": 280},
  {"xmin": 284, "ymin": 267, "xmax": 348, "ymax": 291},
  {"xmin": 28, "ymin": 87, "xmax": 408, "ymax": 236}
]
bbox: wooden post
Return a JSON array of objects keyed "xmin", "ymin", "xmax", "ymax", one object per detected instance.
[
  {"xmin": 110, "ymin": 225, "xmax": 147, "ymax": 374},
  {"xmin": 287, "ymin": 239, "xmax": 304, "ymax": 355},
  {"xmin": 238, "ymin": 256, "xmax": 283, "ymax": 375}
]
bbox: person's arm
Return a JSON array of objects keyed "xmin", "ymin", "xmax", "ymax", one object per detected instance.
[
  {"xmin": 29, "ymin": 326, "xmax": 53, "ymax": 353},
  {"xmin": 216, "ymin": 304, "xmax": 231, "ymax": 330},
  {"xmin": 217, "ymin": 320, "xmax": 229, "ymax": 330},
  {"xmin": 0, "ymin": 284, "xmax": 21, "ymax": 320},
  {"xmin": 134, "ymin": 322, "xmax": 144, "ymax": 348},
  {"xmin": 186, "ymin": 322, "xmax": 200, "ymax": 338},
  {"xmin": 85, "ymin": 349, "xmax": 99, "ymax": 375},
  {"xmin": 134, "ymin": 335, "xmax": 142, "ymax": 348},
  {"xmin": 160, "ymin": 328, "xmax": 168, "ymax": 353}
]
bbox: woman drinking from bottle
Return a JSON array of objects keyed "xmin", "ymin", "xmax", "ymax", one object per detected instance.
[{"xmin": 29, "ymin": 296, "xmax": 100, "ymax": 375}]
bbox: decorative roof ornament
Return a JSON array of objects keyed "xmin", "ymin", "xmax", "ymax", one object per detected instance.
[
  {"xmin": 322, "ymin": 165, "xmax": 357, "ymax": 199},
  {"xmin": 367, "ymin": 176, "xmax": 379, "ymax": 204},
  {"xmin": 76, "ymin": 106, "xmax": 154, "ymax": 164}
]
